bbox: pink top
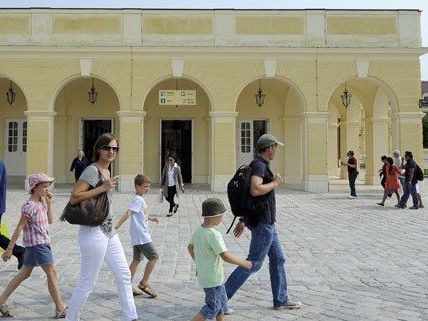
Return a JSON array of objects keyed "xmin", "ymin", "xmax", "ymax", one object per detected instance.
[{"xmin": 21, "ymin": 200, "xmax": 50, "ymax": 247}]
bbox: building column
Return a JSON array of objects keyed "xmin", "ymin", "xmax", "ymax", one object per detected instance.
[
  {"xmin": 24, "ymin": 110, "xmax": 57, "ymax": 189},
  {"xmin": 398, "ymin": 112, "xmax": 425, "ymax": 165},
  {"xmin": 283, "ymin": 116, "xmax": 303, "ymax": 187},
  {"xmin": 116, "ymin": 110, "xmax": 146, "ymax": 192},
  {"xmin": 327, "ymin": 118, "xmax": 339, "ymax": 177},
  {"xmin": 302, "ymin": 112, "xmax": 329, "ymax": 193},
  {"xmin": 209, "ymin": 111, "xmax": 238, "ymax": 192},
  {"xmin": 364, "ymin": 117, "xmax": 390, "ymax": 185}
]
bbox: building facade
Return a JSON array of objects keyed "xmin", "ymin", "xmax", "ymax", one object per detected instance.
[{"xmin": 0, "ymin": 8, "xmax": 426, "ymax": 192}]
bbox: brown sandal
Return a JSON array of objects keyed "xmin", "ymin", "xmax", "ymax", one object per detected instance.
[
  {"xmin": 137, "ymin": 283, "xmax": 157, "ymax": 298},
  {"xmin": 0, "ymin": 303, "xmax": 12, "ymax": 317},
  {"xmin": 132, "ymin": 288, "xmax": 144, "ymax": 296}
]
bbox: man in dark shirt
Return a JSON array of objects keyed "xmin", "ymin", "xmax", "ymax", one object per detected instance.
[
  {"xmin": 342, "ymin": 150, "xmax": 358, "ymax": 198},
  {"xmin": 396, "ymin": 151, "xmax": 419, "ymax": 209},
  {"xmin": 225, "ymin": 134, "xmax": 301, "ymax": 311},
  {"xmin": 70, "ymin": 150, "xmax": 90, "ymax": 182}
]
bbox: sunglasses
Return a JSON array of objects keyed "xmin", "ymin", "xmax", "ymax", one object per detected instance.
[{"xmin": 100, "ymin": 145, "xmax": 120, "ymax": 152}]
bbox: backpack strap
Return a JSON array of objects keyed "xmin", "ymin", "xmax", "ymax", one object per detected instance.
[{"xmin": 226, "ymin": 216, "xmax": 237, "ymax": 234}]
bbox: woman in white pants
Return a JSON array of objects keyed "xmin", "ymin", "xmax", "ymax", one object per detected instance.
[{"xmin": 65, "ymin": 133, "xmax": 139, "ymax": 321}]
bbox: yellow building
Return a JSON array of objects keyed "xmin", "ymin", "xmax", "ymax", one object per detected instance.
[{"xmin": 0, "ymin": 8, "xmax": 426, "ymax": 192}]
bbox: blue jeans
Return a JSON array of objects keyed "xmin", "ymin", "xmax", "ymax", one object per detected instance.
[
  {"xmin": 225, "ymin": 224, "xmax": 289, "ymax": 307},
  {"xmin": 399, "ymin": 181, "xmax": 418, "ymax": 208},
  {"xmin": 348, "ymin": 172, "xmax": 357, "ymax": 197}
]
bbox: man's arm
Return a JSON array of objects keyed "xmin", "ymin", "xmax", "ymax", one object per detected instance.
[{"xmin": 250, "ymin": 174, "xmax": 283, "ymax": 197}]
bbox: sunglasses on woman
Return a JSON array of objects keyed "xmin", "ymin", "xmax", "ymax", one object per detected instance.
[{"xmin": 100, "ymin": 145, "xmax": 120, "ymax": 152}]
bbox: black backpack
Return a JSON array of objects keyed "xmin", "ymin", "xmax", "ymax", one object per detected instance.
[
  {"xmin": 227, "ymin": 165, "xmax": 264, "ymax": 233},
  {"xmin": 415, "ymin": 165, "xmax": 424, "ymax": 181}
]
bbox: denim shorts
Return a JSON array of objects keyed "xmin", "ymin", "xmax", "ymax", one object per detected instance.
[
  {"xmin": 200, "ymin": 284, "xmax": 228, "ymax": 320},
  {"xmin": 23, "ymin": 244, "xmax": 54, "ymax": 267}
]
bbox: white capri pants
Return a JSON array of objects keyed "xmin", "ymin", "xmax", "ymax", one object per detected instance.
[{"xmin": 65, "ymin": 226, "xmax": 138, "ymax": 321}]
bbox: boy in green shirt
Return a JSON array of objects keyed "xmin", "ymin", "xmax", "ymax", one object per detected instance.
[{"xmin": 188, "ymin": 198, "xmax": 252, "ymax": 321}]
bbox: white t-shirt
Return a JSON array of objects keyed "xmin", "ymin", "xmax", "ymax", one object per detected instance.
[
  {"xmin": 128, "ymin": 194, "xmax": 152, "ymax": 245},
  {"xmin": 167, "ymin": 166, "xmax": 175, "ymax": 187}
]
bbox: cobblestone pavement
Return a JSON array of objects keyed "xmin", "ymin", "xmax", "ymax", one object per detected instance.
[{"xmin": 0, "ymin": 181, "xmax": 427, "ymax": 321}]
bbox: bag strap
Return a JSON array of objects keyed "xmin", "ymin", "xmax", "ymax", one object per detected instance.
[{"xmin": 226, "ymin": 216, "xmax": 237, "ymax": 234}]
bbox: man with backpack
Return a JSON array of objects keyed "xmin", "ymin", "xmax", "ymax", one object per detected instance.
[
  {"xmin": 225, "ymin": 134, "xmax": 301, "ymax": 311},
  {"xmin": 395, "ymin": 151, "xmax": 422, "ymax": 209}
]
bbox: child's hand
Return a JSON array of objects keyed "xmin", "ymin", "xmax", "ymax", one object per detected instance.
[
  {"xmin": 1, "ymin": 248, "xmax": 12, "ymax": 262},
  {"xmin": 243, "ymin": 260, "xmax": 252, "ymax": 270},
  {"xmin": 45, "ymin": 192, "xmax": 53, "ymax": 205}
]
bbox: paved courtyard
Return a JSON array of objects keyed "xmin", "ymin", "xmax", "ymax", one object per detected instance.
[{"xmin": 0, "ymin": 181, "xmax": 427, "ymax": 321}]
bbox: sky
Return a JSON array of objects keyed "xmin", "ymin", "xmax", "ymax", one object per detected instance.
[{"xmin": 1, "ymin": 0, "xmax": 427, "ymax": 80}]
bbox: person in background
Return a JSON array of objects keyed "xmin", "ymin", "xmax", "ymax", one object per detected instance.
[
  {"xmin": 376, "ymin": 157, "xmax": 401, "ymax": 206},
  {"xmin": 341, "ymin": 150, "xmax": 358, "ymax": 199},
  {"xmin": 69, "ymin": 150, "xmax": 90, "ymax": 182},
  {"xmin": 0, "ymin": 160, "xmax": 25, "ymax": 269},
  {"xmin": 396, "ymin": 151, "xmax": 419, "ymax": 210},
  {"xmin": 160, "ymin": 153, "xmax": 184, "ymax": 217}
]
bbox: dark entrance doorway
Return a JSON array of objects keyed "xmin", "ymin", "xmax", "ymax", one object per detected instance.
[
  {"xmin": 83, "ymin": 119, "xmax": 113, "ymax": 163},
  {"xmin": 161, "ymin": 120, "xmax": 192, "ymax": 183}
]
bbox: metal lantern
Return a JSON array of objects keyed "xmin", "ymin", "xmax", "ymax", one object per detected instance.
[
  {"xmin": 5, "ymin": 81, "xmax": 16, "ymax": 105},
  {"xmin": 87, "ymin": 78, "xmax": 98, "ymax": 105},
  {"xmin": 341, "ymin": 82, "xmax": 352, "ymax": 108},
  {"xmin": 255, "ymin": 79, "xmax": 265, "ymax": 107}
]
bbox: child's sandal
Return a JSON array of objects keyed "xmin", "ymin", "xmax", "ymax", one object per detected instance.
[
  {"xmin": 137, "ymin": 283, "xmax": 157, "ymax": 298},
  {"xmin": 54, "ymin": 308, "xmax": 67, "ymax": 319},
  {"xmin": 0, "ymin": 303, "xmax": 12, "ymax": 317}
]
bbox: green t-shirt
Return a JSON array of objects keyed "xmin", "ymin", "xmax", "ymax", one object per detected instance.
[{"xmin": 189, "ymin": 226, "xmax": 228, "ymax": 288}]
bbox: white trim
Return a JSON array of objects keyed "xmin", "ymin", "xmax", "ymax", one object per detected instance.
[
  {"xmin": 264, "ymin": 59, "xmax": 277, "ymax": 77},
  {"xmin": 356, "ymin": 60, "xmax": 369, "ymax": 78},
  {"xmin": 80, "ymin": 58, "xmax": 92, "ymax": 76},
  {"xmin": 171, "ymin": 59, "xmax": 184, "ymax": 77}
]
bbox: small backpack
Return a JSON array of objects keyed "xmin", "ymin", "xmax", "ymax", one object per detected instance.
[
  {"xmin": 226, "ymin": 164, "xmax": 267, "ymax": 233},
  {"xmin": 415, "ymin": 165, "xmax": 424, "ymax": 181}
]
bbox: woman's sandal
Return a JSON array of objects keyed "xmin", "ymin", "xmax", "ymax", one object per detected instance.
[
  {"xmin": 54, "ymin": 308, "xmax": 67, "ymax": 319},
  {"xmin": 0, "ymin": 303, "xmax": 12, "ymax": 317},
  {"xmin": 137, "ymin": 283, "xmax": 157, "ymax": 298},
  {"xmin": 132, "ymin": 288, "xmax": 144, "ymax": 296}
]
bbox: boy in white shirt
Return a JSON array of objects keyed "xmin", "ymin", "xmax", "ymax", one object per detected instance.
[{"xmin": 115, "ymin": 175, "xmax": 159, "ymax": 298}]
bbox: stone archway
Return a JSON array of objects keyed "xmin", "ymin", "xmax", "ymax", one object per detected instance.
[
  {"xmin": 328, "ymin": 77, "xmax": 398, "ymax": 185},
  {"xmin": 143, "ymin": 77, "xmax": 212, "ymax": 185},
  {"xmin": 53, "ymin": 77, "xmax": 120, "ymax": 184},
  {"xmin": 235, "ymin": 77, "xmax": 306, "ymax": 189},
  {"xmin": 0, "ymin": 76, "xmax": 28, "ymax": 185}
]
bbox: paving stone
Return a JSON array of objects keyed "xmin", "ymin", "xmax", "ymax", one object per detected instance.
[{"xmin": 0, "ymin": 182, "xmax": 427, "ymax": 320}]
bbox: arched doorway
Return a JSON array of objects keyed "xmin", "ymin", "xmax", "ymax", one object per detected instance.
[
  {"xmin": 53, "ymin": 76, "xmax": 120, "ymax": 184},
  {"xmin": 143, "ymin": 77, "xmax": 211, "ymax": 185},
  {"xmin": 328, "ymin": 77, "xmax": 398, "ymax": 185},
  {"xmin": 235, "ymin": 77, "xmax": 305, "ymax": 188},
  {"xmin": 0, "ymin": 77, "xmax": 27, "ymax": 185}
]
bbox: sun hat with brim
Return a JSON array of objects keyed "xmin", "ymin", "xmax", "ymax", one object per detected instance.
[
  {"xmin": 202, "ymin": 198, "xmax": 227, "ymax": 217},
  {"xmin": 28, "ymin": 172, "xmax": 55, "ymax": 191},
  {"xmin": 256, "ymin": 134, "xmax": 284, "ymax": 150}
]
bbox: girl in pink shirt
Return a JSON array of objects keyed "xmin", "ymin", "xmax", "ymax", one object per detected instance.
[{"xmin": 0, "ymin": 172, "xmax": 67, "ymax": 319}]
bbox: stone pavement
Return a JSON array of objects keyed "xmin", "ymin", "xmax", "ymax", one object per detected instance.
[{"xmin": 0, "ymin": 181, "xmax": 427, "ymax": 321}]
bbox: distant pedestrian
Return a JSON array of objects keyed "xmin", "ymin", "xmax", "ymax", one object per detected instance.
[
  {"xmin": 188, "ymin": 198, "xmax": 252, "ymax": 321},
  {"xmin": 0, "ymin": 160, "xmax": 25, "ymax": 269},
  {"xmin": 341, "ymin": 150, "xmax": 358, "ymax": 199},
  {"xmin": 378, "ymin": 155, "xmax": 388, "ymax": 189},
  {"xmin": 393, "ymin": 150, "xmax": 405, "ymax": 189},
  {"xmin": 160, "ymin": 153, "xmax": 184, "ymax": 217},
  {"xmin": 115, "ymin": 174, "xmax": 160, "ymax": 298},
  {"xmin": 69, "ymin": 150, "xmax": 90, "ymax": 182},
  {"xmin": 0, "ymin": 172, "xmax": 67, "ymax": 318},
  {"xmin": 377, "ymin": 157, "xmax": 401, "ymax": 206},
  {"xmin": 396, "ymin": 151, "xmax": 419, "ymax": 209},
  {"xmin": 65, "ymin": 133, "xmax": 139, "ymax": 321}
]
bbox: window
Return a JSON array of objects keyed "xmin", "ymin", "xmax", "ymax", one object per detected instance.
[
  {"xmin": 22, "ymin": 121, "xmax": 27, "ymax": 152},
  {"xmin": 7, "ymin": 122, "xmax": 18, "ymax": 152},
  {"xmin": 241, "ymin": 122, "xmax": 251, "ymax": 153}
]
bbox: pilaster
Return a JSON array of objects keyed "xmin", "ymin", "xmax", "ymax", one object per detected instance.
[{"xmin": 116, "ymin": 110, "xmax": 146, "ymax": 192}]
